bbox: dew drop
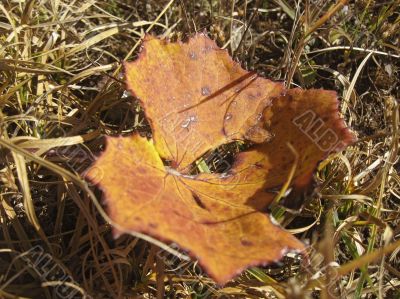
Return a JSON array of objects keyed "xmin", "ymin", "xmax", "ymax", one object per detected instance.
[
  {"xmin": 219, "ymin": 173, "xmax": 231, "ymax": 179},
  {"xmin": 189, "ymin": 51, "xmax": 197, "ymax": 60},
  {"xmin": 202, "ymin": 45, "xmax": 212, "ymax": 53},
  {"xmin": 181, "ymin": 115, "xmax": 197, "ymax": 128},
  {"xmin": 201, "ymin": 86, "xmax": 211, "ymax": 96},
  {"xmin": 225, "ymin": 113, "xmax": 232, "ymax": 120}
]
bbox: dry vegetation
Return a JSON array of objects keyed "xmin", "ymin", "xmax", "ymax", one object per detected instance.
[{"xmin": 0, "ymin": 0, "xmax": 399, "ymax": 298}]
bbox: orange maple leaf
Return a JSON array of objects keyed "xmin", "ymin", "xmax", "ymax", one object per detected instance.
[
  {"xmin": 86, "ymin": 34, "xmax": 356, "ymax": 285},
  {"xmin": 124, "ymin": 34, "xmax": 284, "ymax": 171}
]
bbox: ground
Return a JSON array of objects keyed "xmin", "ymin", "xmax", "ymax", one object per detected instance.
[{"xmin": 0, "ymin": 0, "xmax": 399, "ymax": 298}]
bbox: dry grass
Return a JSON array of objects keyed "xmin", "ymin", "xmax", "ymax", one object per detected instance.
[{"xmin": 0, "ymin": 0, "xmax": 399, "ymax": 298}]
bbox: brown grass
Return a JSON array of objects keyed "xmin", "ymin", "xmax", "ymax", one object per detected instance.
[{"xmin": 0, "ymin": 0, "xmax": 399, "ymax": 298}]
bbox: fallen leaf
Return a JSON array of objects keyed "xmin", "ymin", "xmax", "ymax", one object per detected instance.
[
  {"xmin": 125, "ymin": 34, "xmax": 284, "ymax": 171},
  {"xmin": 87, "ymin": 134, "xmax": 304, "ymax": 284},
  {"xmin": 86, "ymin": 34, "xmax": 356, "ymax": 285},
  {"xmin": 237, "ymin": 88, "xmax": 357, "ymax": 210}
]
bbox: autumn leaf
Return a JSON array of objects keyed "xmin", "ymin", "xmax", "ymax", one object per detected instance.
[
  {"xmin": 238, "ymin": 88, "xmax": 357, "ymax": 210},
  {"xmin": 88, "ymin": 134, "xmax": 304, "ymax": 284},
  {"xmin": 86, "ymin": 34, "xmax": 356, "ymax": 285},
  {"xmin": 124, "ymin": 34, "xmax": 284, "ymax": 171}
]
